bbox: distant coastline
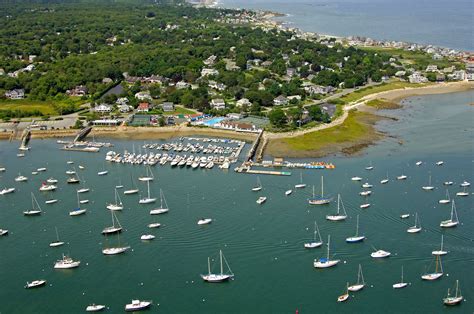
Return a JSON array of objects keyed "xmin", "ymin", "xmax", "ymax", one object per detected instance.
[{"xmin": 212, "ymin": 0, "xmax": 472, "ymax": 54}]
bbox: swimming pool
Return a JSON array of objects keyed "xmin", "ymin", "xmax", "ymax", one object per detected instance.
[{"xmin": 202, "ymin": 117, "xmax": 225, "ymax": 126}]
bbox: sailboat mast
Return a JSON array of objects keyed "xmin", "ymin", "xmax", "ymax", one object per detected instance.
[
  {"xmin": 220, "ymin": 250, "xmax": 224, "ymax": 275},
  {"xmin": 55, "ymin": 227, "xmax": 59, "ymax": 241},
  {"xmin": 321, "ymin": 176, "xmax": 324, "ymax": 197},
  {"xmin": 440, "ymin": 235, "xmax": 444, "ymax": 251},
  {"xmin": 207, "ymin": 257, "xmax": 211, "ymax": 275},
  {"xmin": 327, "ymin": 235, "xmax": 331, "ymax": 260},
  {"xmin": 147, "ymin": 180, "xmax": 151, "ymax": 198},
  {"xmin": 355, "ymin": 215, "xmax": 359, "ymax": 236},
  {"xmin": 160, "ymin": 189, "xmax": 163, "ymax": 208},
  {"xmin": 401, "ymin": 266, "xmax": 404, "ymax": 282}
]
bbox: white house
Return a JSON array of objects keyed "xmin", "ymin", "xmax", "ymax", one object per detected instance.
[
  {"xmin": 5, "ymin": 89, "xmax": 25, "ymax": 99},
  {"xmin": 408, "ymin": 72, "xmax": 428, "ymax": 84},
  {"xmin": 236, "ymin": 98, "xmax": 251, "ymax": 107},
  {"xmin": 161, "ymin": 102, "xmax": 175, "ymax": 112},
  {"xmin": 118, "ymin": 104, "xmax": 132, "ymax": 113},
  {"xmin": 273, "ymin": 95, "xmax": 288, "ymax": 106},
  {"xmin": 135, "ymin": 91, "xmax": 152, "ymax": 101},
  {"xmin": 426, "ymin": 65, "xmax": 438, "ymax": 72},
  {"xmin": 116, "ymin": 97, "xmax": 129, "ymax": 106},
  {"xmin": 210, "ymin": 98, "xmax": 226, "ymax": 110},
  {"xmin": 201, "ymin": 68, "xmax": 219, "ymax": 77},
  {"xmin": 94, "ymin": 104, "xmax": 112, "ymax": 113},
  {"xmin": 176, "ymin": 81, "xmax": 190, "ymax": 89}
]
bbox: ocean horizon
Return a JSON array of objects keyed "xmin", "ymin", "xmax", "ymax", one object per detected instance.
[{"xmin": 219, "ymin": 0, "xmax": 473, "ymax": 52}]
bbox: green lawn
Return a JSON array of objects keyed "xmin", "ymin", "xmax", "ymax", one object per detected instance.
[
  {"xmin": 282, "ymin": 110, "xmax": 371, "ymax": 151},
  {"xmin": 164, "ymin": 105, "xmax": 197, "ymax": 115},
  {"xmin": 0, "ymin": 98, "xmax": 83, "ymax": 118},
  {"xmin": 339, "ymin": 81, "xmax": 431, "ymax": 104}
]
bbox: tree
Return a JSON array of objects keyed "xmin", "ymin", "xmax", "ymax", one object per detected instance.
[
  {"xmin": 158, "ymin": 116, "xmax": 166, "ymax": 126},
  {"xmin": 269, "ymin": 108, "xmax": 287, "ymax": 128},
  {"xmin": 308, "ymin": 105, "xmax": 323, "ymax": 121},
  {"xmin": 73, "ymin": 119, "xmax": 83, "ymax": 129}
]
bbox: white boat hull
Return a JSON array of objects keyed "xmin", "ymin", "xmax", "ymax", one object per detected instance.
[
  {"xmin": 49, "ymin": 241, "xmax": 65, "ymax": 247},
  {"xmin": 304, "ymin": 242, "xmax": 322, "ymax": 248},
  {"xmin": 102, "ymin": 246, "xmax": 130, "ymax": 255},
  {"xmin": 124, "ymin": 189, "xmax": 139, "ymax": 195},
  {"xmin": 393, "ymin": 282, "xmax": 408, "ymax": 289},
  {"xmin": 432, "ymin": 250, "xmax": 448, "ymax": 256},
  {"xmin": 70, "ymin": 209, "xmax": 86, "ymax": 216},
  {"xmin": 348, "ymin": 284, "xmax": 364, "ymax": 292},
  {"xmin": 201, "ymin": 274, "xmax": 233, "ymax": 282},
  {"xmin": 314, "ymin": 259, "xmax": 340, "ymax": 268},
  {"xmin": 139, "ymin": 198, "xmax": 156, "ymax": 204},
  {"xmin": 150, "ymin": 208, "xmax": 169, "ymax": 215},
  {"xmin": 421, "ymin": 273, "xmax": 443, "ymax": 281}
]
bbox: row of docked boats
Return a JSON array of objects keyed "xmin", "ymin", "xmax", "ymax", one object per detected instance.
[
  {"xmin": 142, "ymin": 140, "xmax": 241, "ymax": 156},
  {"xmin": 105, "ymin": 151, "xmax": 232, "ymax": 169}
]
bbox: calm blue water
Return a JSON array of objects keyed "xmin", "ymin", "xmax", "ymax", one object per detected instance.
[
  {"xmin": 220, "ymin": 0, "xmax": 473, "ymax": 51},
  {"xmin": 0, "ymin": 90, "xmax": 473, "ymax": 313}
]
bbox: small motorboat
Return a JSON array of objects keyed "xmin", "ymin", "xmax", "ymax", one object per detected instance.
[
  {"xmin": 397, "ymin": 175, "xmax": 407, "ymax": 180},
  {"xmin": 285, "ymin": 189, "xmax": 293, "ymax": 196},
  {"xmin": 25, "ymin": 280, "xmax": 47, "ymax": 289},
  {"xmin": 0, "ymin": 229, "xmax": 8, "ymax": 236},
  {"xmin": 15, "ymin": 175, "xmax": 28, "ymax": 182},
  {"xmin": 351, "ymin": 177, "xmax": 362, "ymax": 181},
  {"xmin": 46, "ymin": 178, "xmax": 58, "ymax": 184},
  {"xmin": 86, "ymin": 304, "xmax": 106, "ymax": 312},
  {"xmin": 359, "ymin": 190, "xmax": 372, "ymax": 196},
  {"xmin": 415, "ymin": 161, "xmax": 422, "ymax": 166},
  {"xmin": 400, "ymin": 214, "xmax": 410, "ymax": 219},
  {"xmin": 460, "ymin": 181, "xmax": 470, "ymax": 187},
  {"xmin": 37, "ymin": 167, "xmax": 47, "ymax": 172},
  {"xmin": 256, "ymin": 196, "xmax": 267, "ymax": 204},
  {"xmin": 371, "ymin": 250, "xmax": 391, "ymax": 258},
  {"xmin": 97, "ymin": 171, "xmax": 108, "ymax": 176},
  {"xmin": 0, "ymin": 187, "xmax": 15, "ymax": 195},
  {"xmin": 140, "ymin": 234, "xmax": 155, "ymax": 241},
  {"xmin": 436, "ymin": 161, "xmax": 444, "ymax": 166},
  {"xmin": 125, "ymin": 300, "xmax": 152, "ymax": 312},
  {"xmin": 148, "ymin": 223, "xmax": 161, "ymax": 228},
  {"xmin": 197, "ymin": 218, "xmax": 212, "ymax": 225}
]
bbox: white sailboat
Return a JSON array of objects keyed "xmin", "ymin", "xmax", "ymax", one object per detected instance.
[
  {"xmin": 443, "ymin": 280, "xmax": 463, "ymax": 306},
  {"xmin": 102, "ymin": 211, "xmax": 123, "ymax": 234},
  {"xmin": 314, "ymin": 235, "xmax": 340, "ymax": 268},
  {"xmin": 326, "ymin": 194, "xmax": 347, "ymax": 221},
  {"xmin": 440, "ymin": 201, "xmax": 459, "ymax": 228},
  {"xmin": 252, "ymin": 176, "xmax": 262, "ymax": 192},
  {"xmin": 201, "ymin": 250, "xmax": 234, "ymax": 283},
  {"xmin": 365, "ymin": 161, "xmax": 374, "ymax": 170},
  {"xmin": 138, "ymin": 166, "xmax": 154, "ymax": 182},
  {"xmin": 407, "ymin": 212, "xmax": 422, "ymax": 233},
  {"xmin": 106, "ymin": 188, "xmax": 124, "ymax": 211},
  {"xmin": 351, "ymin": 176, "xmax": 362, "ymax": 181},
  {"xmin": 460, "ymin": 180, "xmax": 470, "ymax": 187},
  {"xmin": 439, "ymin": 189, "xmax": 451, "ymax": 204},
  {"xmin": 304, "ymin": 221, "xmax": 323, "ymax": 248},
  {"xmin": 49, "ymin": 227, "xmax": 65, "ymax": 247},
  {"xmin": 392, "ymin": 266, "xmax": 408, "ymax": 289},
  {"xmin": 308, "ymin": 176, "xmax": 332, "ymax": 205},
  {"xmin": 285, "ymin": 187, "xmax": 293, "ymax": 196},
  {"xmin": 444, "ymin": 181, "xmax": 454, "ymax": 186},
  {"xmin": 397, "ymin": 174, "xmax": 407, "ymax": 180},
  {"xmin": 422, "ymin": 174, "xmax": 434, "ymax": 190},
  {"xmin": 380, "ymin": 172, "xmax": 389, "ymax": 184},
  {"xmin": 295, "ymin": 172, "xmax": 306, "ymax": 189},
  {"xmin": 97, "ymin": 163, "xmax": 108, "ymax": 176},
  {"xmin": 102, "ymin": 233, "xmax": 130, "ymax": 255},
  {"xmin": 148, "ymin": 222, "xmax": 161, "ymax": 228},
  {"xmin": 70, "ymin": 191, "xmax": 87, "ymax": 216},
  {"xmin": 432, "ymin": 235, "xmax": 448, "ymax": 256},
  {"xmin": 421, "ymin": 255, "xmax": 443, "ymax": 281},
  {"xmin": 348, "ymin": 264, "xmax": 365, "ymax": 292},
  {"xmin": 124, "ymin": 174, "xmax": 139, "ymax": 195},
  {"xmin": 346, "ymin": 215, "xmax": 365, "ymax": 243},
  {"xmin": 337, "ymin": 283, "xmax": 350, "ymax": 302},
  {"xmin": 150, "ymin": 189, "xmax": 169, "ymax": 214},
  {"xmin": 139, "ymin": 180, "xmax": 156, "ymax": 204},
  {"xmin": 39, "ymin": 182, "xmax": 57, "ymax": 192},
  {"xmin": 24, "ymin": 193, "xmax": 42, "ymax": 216},
  {"xmin": 77, "ymin": 175, "xmax": 90, "ymax": 193},
  {"xmin": 456, "ymin": 187, "xmax": 469, "ymax": 197}
]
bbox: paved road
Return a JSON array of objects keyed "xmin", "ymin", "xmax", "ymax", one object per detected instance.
[{"xmin": 0, "ymin": 112, "xmax": 79, "ymax": 132}]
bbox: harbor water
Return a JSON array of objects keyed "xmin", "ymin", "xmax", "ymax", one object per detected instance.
[{"xmin": 0, "ymin": 90, "xmax": 473, "ymax": 313}]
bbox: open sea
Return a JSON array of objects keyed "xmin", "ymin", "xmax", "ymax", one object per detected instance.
[
  {"xmin": 0, "ymin": 90, "xmax": 473, "ymax": 313},
  {"xmin": 219, "ymin": 0, "xmax": 473, "ymax": 51}
]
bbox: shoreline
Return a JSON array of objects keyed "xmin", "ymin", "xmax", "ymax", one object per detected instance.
[{"xmin": 2, "ymin": 83, "xmax": 472, "ymax": 159}]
